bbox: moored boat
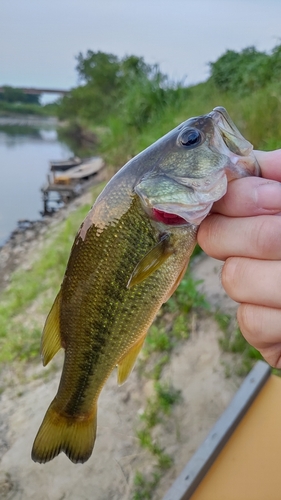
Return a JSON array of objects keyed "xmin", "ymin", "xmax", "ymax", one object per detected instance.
[
  {"xmin": 52, "ymin": 157, "xmax": 104, "ymax": 184},
  {"xmin": 50, "ymin": 156, "xmax": 81, "ymax": 172}
]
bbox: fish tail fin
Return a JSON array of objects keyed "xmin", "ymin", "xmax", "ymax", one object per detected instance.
[{"xmin": 31, "ymin": 400, "xmax": 97, "ymax": 464}]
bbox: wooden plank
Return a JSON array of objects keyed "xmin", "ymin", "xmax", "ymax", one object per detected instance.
[{"xmin": 163, "ymin": 361, "xmax": 271, "ymax": 500}]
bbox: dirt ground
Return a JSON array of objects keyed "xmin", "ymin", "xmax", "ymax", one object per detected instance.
[{"xmin": 0, "ymin": 199, "xmax": 242, "ymax": 500}]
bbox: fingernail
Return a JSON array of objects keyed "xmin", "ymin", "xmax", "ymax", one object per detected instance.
[{"xmin": 255, "ymin": 182, "xmax": 281, "ymax": 210}]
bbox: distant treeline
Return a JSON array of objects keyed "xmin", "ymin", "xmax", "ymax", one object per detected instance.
[
  {"xmin": 0, "ymin": 86, "xmax": 40, "ymax": 105},
  {"xmin": 58, "ymin": 51, "xmax": 184, "ymax": 131},
  {"xmin": 46, "ymin": 44, "xmax": 281, "ymax": 161},
  {"xmin": 0, "ymin": 86, "xmax": 58, "ymax": 116},
  {"xmin": 3, "ymin": 44, "xmax": 281, "ymax": 154},
  {"xmin": 210, "ymin": 45, "xmax": 281, "ymax": 94}
]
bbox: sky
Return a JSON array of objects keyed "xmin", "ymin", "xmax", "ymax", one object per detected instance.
[{"xmin": 1, "ymin": 0, "xmax": 281, "ymax": 93}]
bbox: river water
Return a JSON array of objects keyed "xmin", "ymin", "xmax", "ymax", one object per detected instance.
[{"xmin": 0, "ymin": 118, "xmax": 72, "ymax": 246}]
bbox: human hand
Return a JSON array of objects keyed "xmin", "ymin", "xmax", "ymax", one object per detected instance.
[{"xmin": 197, "ymin": 150, "xmax": 281, "ymax": 368}]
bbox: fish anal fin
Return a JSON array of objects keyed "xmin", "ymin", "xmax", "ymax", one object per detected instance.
[
  {"xmin": 31, "ymin": 400, "xmax": 97, "ymax": 464},
  {"xmin": 41, "ymin": 291, "xmax": 62, "ymax": 367},
  {"xmin": 117, "ymin": 336, "xmax": 146, "ymax": 385},
  {"xmin": 127, "ymin": 234, "xmax": 173, "ymax": 289}
]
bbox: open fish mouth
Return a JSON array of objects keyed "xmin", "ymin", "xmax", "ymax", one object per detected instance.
[
  {"xmin": 135, "ymin": 170, "xmax": 227, "ymax": 227},
  {"xmin": 151, "ymin": 203, "xmax": 214, "ymax": 226}
]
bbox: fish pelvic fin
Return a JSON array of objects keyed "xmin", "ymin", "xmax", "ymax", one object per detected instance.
[
  {"xmin": 117, "ymin": 336, "xmax": 146, "ymax": 385},
  {"xmin": 41, "ymin": 291, "xmax": 62, "ymax": 366},
  {"xmin": 127, "ymin": 234, "xmax": 173, "ymax": 289},
  {"xmin": 31, "ymin": 400, "xmax": 97, "ymax": 464}
]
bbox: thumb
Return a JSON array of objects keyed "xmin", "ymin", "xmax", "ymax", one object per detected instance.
[{"xmin": 210, "ymin": 150, "xmax": 281, "ymax": 217}]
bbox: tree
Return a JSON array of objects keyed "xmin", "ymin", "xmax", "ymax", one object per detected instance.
[
  {"xmin": 0, "ymin": 86, "xmax": 40, "ymax": 105},
  {"xmin": 210, "ymin": 47, "xmax": 272, "ymax": 94},
  {"xmin": 59, "ymin": 51, "xmax": 178, "ymax": 127}
]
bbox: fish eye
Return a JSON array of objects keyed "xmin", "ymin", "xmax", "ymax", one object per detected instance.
[{"xmin": 179, "ymin": 128, "xmax": 202, "ymax": 148}]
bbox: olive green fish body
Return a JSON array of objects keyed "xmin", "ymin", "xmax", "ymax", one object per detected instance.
[
  {"xmin": 57, "ymin": 196, "xmax": 196, "ymax": 416},
  {"xmin": 32, "ymin": 107, "xmax": 260, "ymax": 464},
  {"xmin": 32, "ymin": 191, "xmax": 196, "ymax": 463}
]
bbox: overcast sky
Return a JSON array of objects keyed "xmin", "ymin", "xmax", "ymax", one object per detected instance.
[{"xmin": 1, "ymin": 0, "xmax": 281, "ymax": 91}]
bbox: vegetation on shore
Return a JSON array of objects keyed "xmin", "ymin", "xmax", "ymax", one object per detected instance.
[
  {"xmin": 0, "ymin": 85, "xmax": 58, "ymax": 116},
  {"xmin": 5, "ymin": 39, "xmax": 277, "ymax": 364},
  {"xmin": 0, "ymin": 200, "xmax": 95, "ymax": 363},
  {"xmin": 57, "ymin": 45, "xmax": 281, "ymax": 167},
  {"xmin": 1, "ymin": 44, "xmax": 281, "ymax": 497}
]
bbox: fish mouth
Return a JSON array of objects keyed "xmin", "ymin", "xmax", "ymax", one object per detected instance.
[
  {"xmin": 151, "ymin": 204, "xmax": 213, "ymax": 226},
  {"xmin": 136, "ymin": 170, "xmax": 228, "ymax": 227},
  {"xmin": 208, "ymin": 107, "xmax": 260, "ymax": 177}
]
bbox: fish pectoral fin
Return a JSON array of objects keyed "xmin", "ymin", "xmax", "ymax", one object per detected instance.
[
  {"xmin": 117, "ymin": 336, "xmax": 146, "ymax": 385},
  {"xmin": 127, "ymin": 234, "xmax": 173, "ymax": 289},
  {"xmin": 41, "ymin": 290, "xmax": 62, "ymax": 366}
]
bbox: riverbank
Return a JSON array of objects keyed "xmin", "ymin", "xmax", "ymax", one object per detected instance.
[
  {"xmin": 0, "ymin": 224, "xmax": 241, "ymax": 500},
  {"xmin": 0, "ymin": 115, "xmax": 58, "ymax": 127},
  {"xmin": 0, "ymin": 172, "xmax": 247, "ymax": 499},
  {"xmin": 0, "ymin": 164, "xmax": 107, "ymax": 292}
]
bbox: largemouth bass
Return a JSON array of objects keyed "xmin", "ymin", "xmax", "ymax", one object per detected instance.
[{"xmin": 32, "ymin": 107, "xmax": 260, "ymax": 464}]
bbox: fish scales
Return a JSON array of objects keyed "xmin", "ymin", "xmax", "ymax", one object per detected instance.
[
  {"xmin": 58, "ymin": 196, "xmax": 196, "ymax": 416},
  {"xmin": 32, "ymin": 107, "xmax": 260, "ymax": 464}
]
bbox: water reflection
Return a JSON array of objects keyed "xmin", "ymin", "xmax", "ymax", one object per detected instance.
[
  {"xmin": 0, "ymin": 120, "xmax": 72, "ymax": 246},
  {"xmin": 0, "ymin": 123, "xmax": 58, "ymax": 145}
]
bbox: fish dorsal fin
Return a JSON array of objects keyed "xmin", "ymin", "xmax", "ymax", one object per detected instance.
[
  {"xmin": 127, "ymin": 234, "xmax": 173, "ymax": 288},
  {"xmin": 117, "ymin": 336, "xmax": 146, "ymax": 385},
  {"xmin": 41, "ymin": 291, "xmax": 62, "ymax": 367}
]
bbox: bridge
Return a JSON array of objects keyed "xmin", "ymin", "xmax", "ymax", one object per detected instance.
[{"xmin": 0, "ymin": 86, "xmax": 70, "ymax": 96}]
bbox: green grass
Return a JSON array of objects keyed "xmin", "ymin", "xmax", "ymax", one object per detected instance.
[
  {"xmin": 215, "ymin": 311, "xmax": 281, "ymax": 377},
  {"xmin": 166, "ymin": 273, "xmax": 209, "ymax": 315},
  {"xmin": 94, "ymin": 78, "xmax": 281, "ymax": 170},
  {"xmin": 133, "ymin": 471, "xmax": 162, "ymax": 500},
  {"xmin": 137, "ymin": 268, "xmax": 208, "ymax": 382},
  {"xmin": 133, "ymin": 381, "xmax": 178, "ymax": 499},
  {"xmin": 2, "ymin": 55, "xmax": 281, "ymax": 497},
  {"xmin": 132, "ymin": 268, "xmax": 208, "ymax": 499},
  {"xmin": 0, "ymin": 101, "xmax": 49, "ymax": 116},
  {"xmin": 0, "ymin": 207, "xmax": 87, "ymax": 361},
  {"xmin": 0, "ymin": 184, "xmax": 104, "ymax": 363}
]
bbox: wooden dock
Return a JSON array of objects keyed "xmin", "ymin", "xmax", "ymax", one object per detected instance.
[{"xmin": 41, "ymin": 156, "xmax": 105, "ymax": 215}]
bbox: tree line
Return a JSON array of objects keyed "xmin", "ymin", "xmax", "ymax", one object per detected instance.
[
  {"xmin": 58, "ymin": 51, "xmax": 184, "ymax": 131},
  {"xmin": 0, "ymin": 86, "xmax": 40, "ymax": 105},
  {"xmin": 210, "ymin": 44, "xmax": 281, "ymax": 94},
  {"xmin": 58, "ymin": 43, "xmax": 281, "ymax": 131}
]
